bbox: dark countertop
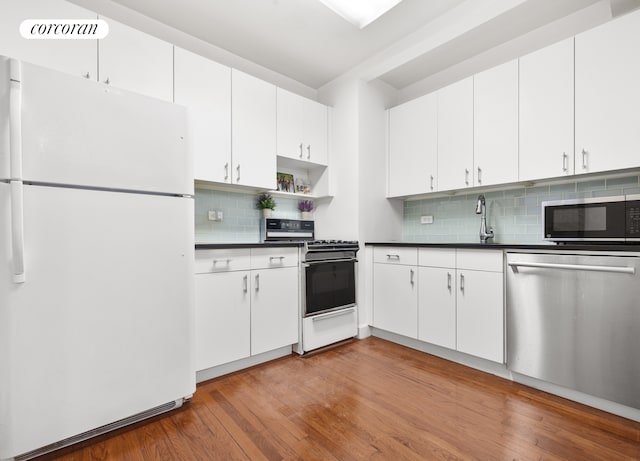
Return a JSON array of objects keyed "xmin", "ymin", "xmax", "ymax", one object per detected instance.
[
  {"xmin": 196, "ymin": 242, "xmax": 304, "ymax": 250},
  {"xmin": 364, "ymin": 242, "xmax": 640, "ymax": 252}
]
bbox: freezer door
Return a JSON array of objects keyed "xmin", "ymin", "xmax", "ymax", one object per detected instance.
[
  {"xmin": 6, "ymin": 59, "xmax": 192, "ymax": 195},
  {"xmin": 0, "ymin": 184, "xmax": 195, "ymax": 458}
]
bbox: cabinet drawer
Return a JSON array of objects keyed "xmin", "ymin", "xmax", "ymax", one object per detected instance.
[
  {"xmin": 303, "ymin": 308, "xmax": 357, "ymax": 352},
  {"xmin": 194, "ymin": 249, "xmax": 251, "ymax": 274},
  {"xmin": 418, "ymin": 248, "xmax": 456, "ymax": 268},
  {"xmin": 373, "ymin": 247, "xmax": 418, "ymax": 265},
  {"xmin": 456, "ymin": 250, "xmax": 503, "ymax": 272},
  {"xmin": 251, "ymin": 247, "xmax": 299, "ymax": 269}
]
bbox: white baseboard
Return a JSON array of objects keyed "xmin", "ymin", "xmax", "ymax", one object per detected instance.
[{"xmin": 196, "ymin": 346, "xmax": 293, "ymax": 383}]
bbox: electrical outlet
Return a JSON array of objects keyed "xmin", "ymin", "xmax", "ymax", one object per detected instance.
[
  {"xmin": 420, "ymin": 215, "xmax": 434, "ymax": 224},
  {"xmin": 208, "ymin": 210, "xmax": 223, "ymax": 222}
]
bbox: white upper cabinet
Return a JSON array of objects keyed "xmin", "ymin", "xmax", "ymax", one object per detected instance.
[
  {"xmin": 388, "ymin": 92, "xmax": 437, "ymax": 197},
  {"xmin": 575, "ymin": 10, "xmax": 640, "ymax": 175},
  {"xmin": 437, "ymin": 77, "xmax": 474, "ymax": 192},
  {"xmin": 303, "ymin": 97, "xmax": 329, "ymax": 165},
  {"xmin": 474, "ymin": 60, "xmax": 519, "ymax": 187},
  {"xmin": 174, "ymin": 48, "xmax": 231, "ymax": 183},
  {"xmin": 232, "ymin": 69, "xmax": 277, "ymax": 190},
  {"xmin": 519, "ymin": 38, "xmax": 574, "ymax": 181},
  {"xmin": 0, "ymin": 0, "xmax": 97, "ymax": 79},
  {"xmin": 98, "ymin": 17, "xmax": 173, "ymax": 102},
  {"xmin": 276, "ymin": 88, "xmax": 328, "ymax": 165},
  {"xmin": 277, "ymin": 88, "xmax": 304, "ymax": 161}
]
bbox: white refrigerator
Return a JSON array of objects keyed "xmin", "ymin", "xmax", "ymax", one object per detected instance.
[{"xmin": 0, "ymin": 56, "xmax": 195, "ymax": 459}]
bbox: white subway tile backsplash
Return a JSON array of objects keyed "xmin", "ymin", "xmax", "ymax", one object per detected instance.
[
  {"xmin": 194, "ymin": 188, "xmax": 302, "ymax": 243},
  {"xmin": 402, "ymin": 174, "xmax": 639, "ymax": 243}
]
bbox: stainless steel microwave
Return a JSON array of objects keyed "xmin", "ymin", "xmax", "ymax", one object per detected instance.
[{"xmin": 542, "ymin": 195, "xmax": 640, "ymax": 242}]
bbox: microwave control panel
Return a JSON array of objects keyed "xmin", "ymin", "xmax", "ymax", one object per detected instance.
[{"xmin": 627, "ymin": 201, "xmax": 640, "ymax": 238}]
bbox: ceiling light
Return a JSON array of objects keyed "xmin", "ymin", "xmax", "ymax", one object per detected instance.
[{"xmin": 318, "ymin": 0, "xmax": 403, "ymax": 29}]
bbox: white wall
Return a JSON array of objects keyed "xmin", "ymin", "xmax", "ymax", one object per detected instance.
[
  {"xmin": 316, "ymin": 75, "xmax": 402, "ymax": 333},
  {"xmin": 358, "ymin": 79, "xmax": 402, "ymax": 243},
  {"xmin": 315, "ymin": 77, "xmax": 360, "ymax": 241}
]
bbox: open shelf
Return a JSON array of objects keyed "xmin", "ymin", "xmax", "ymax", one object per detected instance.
[{"xmin": 269, "ymin": 190, "xmax": 319, "ymax": 200}]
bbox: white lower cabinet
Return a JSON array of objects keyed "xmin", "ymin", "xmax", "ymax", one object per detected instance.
[
  {"xmin": 374, "ymin": 247, "xmax": 504, "ymax": 364},
  {"xmin": 372, "ymin": 247, "xmax": 418, "ymax": 339},
  {"xmin": 194, "ymin": 248, "xmax": 299, "ymax": 372},
  {"xmin": 417, "ymin": 256, "xmax": 456, "ymax": 350},
  {"xmin": 251, "ymin": 266, "xmax": 298, "ymax": 356},
  {"xmin": 195, "ymin": 270, "xmax": 250, "ymax": 370},
  {"xmin": 455, "ymin": 269, "xmax": 504, "ymax": 363}
]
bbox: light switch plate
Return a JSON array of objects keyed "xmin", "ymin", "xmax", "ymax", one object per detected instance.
[{"xmin": 421, "ymin": 215, "xmax": 434, "ymax": 224}]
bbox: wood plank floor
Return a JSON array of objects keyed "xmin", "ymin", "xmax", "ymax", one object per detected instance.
[{"xmin": 40, "ymin": 337, "xmax": 640, "ymax": 460}]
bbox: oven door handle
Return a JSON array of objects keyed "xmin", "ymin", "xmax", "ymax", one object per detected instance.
[
  {"xmin": 303, "ymin": 258, "xmax": 358, "ymax": 267},
  {"xmin": 311, "ymin": 306, "xmax": 356, "ymax": 322}
]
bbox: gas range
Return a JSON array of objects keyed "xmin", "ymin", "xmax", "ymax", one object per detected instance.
[{"xmin": 261, "ymin": 220, "xmax": 360, "ymax": 354}]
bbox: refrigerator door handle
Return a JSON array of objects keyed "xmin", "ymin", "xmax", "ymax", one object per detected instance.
[
  {"xmin": 9, "ymin": 59, "xmax": 23, "ymax": 180},
  {"xmin": 8, "ymin": 60, "xmax": 26, "ymax": 283},
  {"xmin": 10, "ymin": 181, "xmax": 26, "ymax": 283}
]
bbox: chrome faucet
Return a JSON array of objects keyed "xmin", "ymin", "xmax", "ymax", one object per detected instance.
[{"xmin": 475, "ymin": 194, "xmax": 494, "ymax": 243}]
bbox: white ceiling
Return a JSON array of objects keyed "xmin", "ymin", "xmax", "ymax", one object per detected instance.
[{"xmin": 107, "ymin": 0, "xmax": 466, "ymax": 89}]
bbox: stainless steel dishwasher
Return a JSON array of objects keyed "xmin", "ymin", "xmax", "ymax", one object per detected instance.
[{"xmin": 506, "ymin": 252, "xmax": 640, "ymax": 410}]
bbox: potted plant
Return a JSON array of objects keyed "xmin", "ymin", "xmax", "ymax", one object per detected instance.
[
  {"xmin": 298, "ymin": 200, "xmax": 314, "ymax": 220},
  {"xmin": 256, "ymin": 193, "xmax": 276, "ymax": 218}
]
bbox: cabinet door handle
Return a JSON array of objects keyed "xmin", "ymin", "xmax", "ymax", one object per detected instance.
[
  {"xmin": 212, "ymin": 258, "xmax": 231, "ymax": 267},
  {"xmin": 299, "ymin": 143, "xmax": 304, "ymax": 158},
  {"xmin": 224, "ymin": 162, "xmax": 229, "ymax": 181},
  {"xmin": 307, "ymin": 144, "xmax": 311, "ymax": 159},
  {"xmin": 255, "ymin": 273, "xmax": 260, "ymax": 291},
  {"xmin": 430, "ymin": 175, "xmax": 434, "ymax": 191},
  {"xmin": 477, "ymin": 167, "xmax": 482, "ymax": 184},
  {"xmin": 460, "ymin": 273, "xmax": 464, "ymax": 293},
  {"xmin": 269, "ymin": 256, "xmax": 285, "ymax": 263},
  {"xmin": 243, "ymin": 274, "xmax": 248, "ymax": 293},
  {"xmin": 410, "ymin": 269, "xmax": 415, "ymax": 286},
  {"xmin": 581, "ymin": 149, "xmax": 588, "ymax": 169},
  {"xmin": 236, "ymin": 164, "xmax": 241, "ymax": 182},
  {"xmin": 386, "ymin": 254, "xmax": 400, "ymax": 260},
  {"xmin": 465, "ymin": 169, "xmax": 469, "ymax": 186},
  {"xmin": 447, "ymin": 272, "xmax": 452, "ymax": 291}
]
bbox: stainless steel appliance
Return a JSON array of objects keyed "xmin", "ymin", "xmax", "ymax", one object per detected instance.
[
  {"xmin": 261, "ymin": 218, "xmax": 314, "ymax": 242},
  {"xmin": 542, "ymin": 194, "xmax": 640, "ymax": 242},
  {"xmin": 299, "ymin": 240, "xmax": 359, "ymax": 353},
  {"xmin": 506, "ymin": 252, "xmax": 640, "ymax": 410}
]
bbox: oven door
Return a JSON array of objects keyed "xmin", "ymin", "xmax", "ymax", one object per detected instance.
[{"xmin": 303, "ymin": 259, "xmax": 356, "ymax": 317}]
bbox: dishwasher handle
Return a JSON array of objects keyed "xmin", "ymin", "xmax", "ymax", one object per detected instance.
[{"xmin": 508, "ymin": 261, "xmax": 635, "ymax": 275}]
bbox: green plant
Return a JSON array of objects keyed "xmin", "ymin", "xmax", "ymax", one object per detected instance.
[{"xmin": 256, "ymin": 193, "xmax": 276, "ymax": 210}]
